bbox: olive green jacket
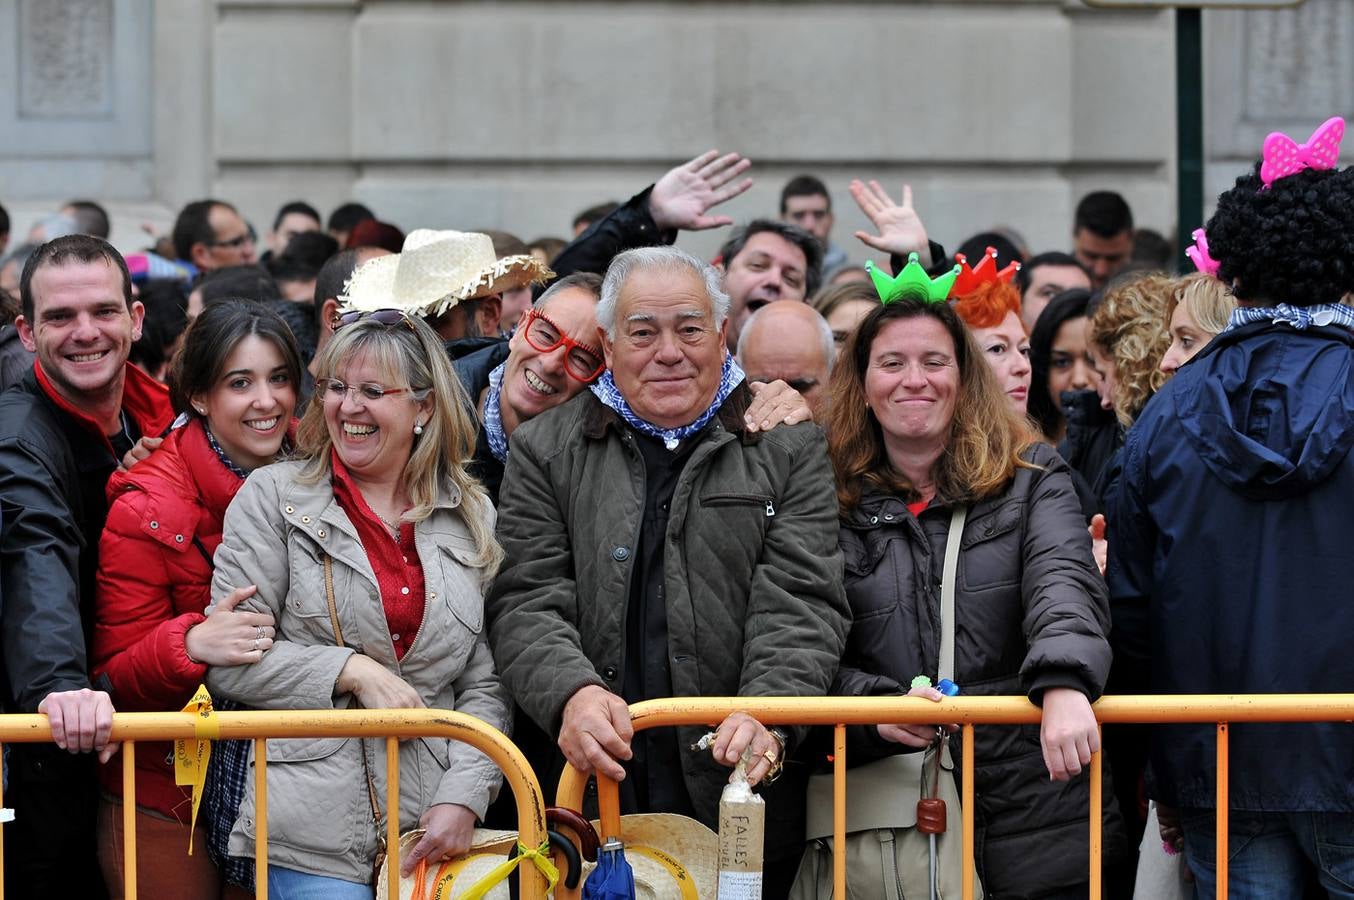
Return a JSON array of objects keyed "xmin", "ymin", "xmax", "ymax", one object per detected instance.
[{"xmin": 486, "ymin": 386, "xmax": 849, "ymax": 852}]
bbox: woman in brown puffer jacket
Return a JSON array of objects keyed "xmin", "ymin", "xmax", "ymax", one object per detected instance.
[{"xmin": 817, "ymin": 293, "xmax": 1129, "ymax": 899}]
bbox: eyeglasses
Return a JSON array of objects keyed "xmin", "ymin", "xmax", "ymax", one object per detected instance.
[
  {"xmin": 316, "ymin": 378, "xmax": 415, "ymax": 404},
  {"xmin": 210, "ymin": 232, "xmax": 254, "ymax": 250},
  {"xmin": 335, "ymin": 308, "xmax": 416, "ymax": 331},
  {"xmin": 521, "ymin": 309, "xmax": 605, "ymax": 383}
]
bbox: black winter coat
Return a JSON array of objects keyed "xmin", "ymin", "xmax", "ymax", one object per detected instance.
[{"xmin": 833, "ymin": 442, "xmax": 1128, "ymax": 899}]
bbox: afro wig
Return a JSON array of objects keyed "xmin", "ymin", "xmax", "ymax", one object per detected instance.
[{"xmin": 1206, "ymin": 164, "xmax": 1354, "ymax": 307}]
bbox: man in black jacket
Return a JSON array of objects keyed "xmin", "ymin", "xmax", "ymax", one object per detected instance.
[{"xmin": 0, "ymin": 236, "xmax": 174, "ymax": 898}]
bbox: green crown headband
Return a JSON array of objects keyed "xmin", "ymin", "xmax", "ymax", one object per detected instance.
[{"xmin": 866, "ymin": 254, "xmax": 960, "ymax": 305}]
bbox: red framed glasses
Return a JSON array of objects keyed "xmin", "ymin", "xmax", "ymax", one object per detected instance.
[{"xmin": 520, "ymin": 309, "xmax": 605, "ymax": 383}]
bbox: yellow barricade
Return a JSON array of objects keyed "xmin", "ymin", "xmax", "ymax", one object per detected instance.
[
  {"xmin": 553, "ymin": 694, "xmax": 1354, "ymax": 900},
  {"xmin": 0, "ymin": 708, "xmax": 550, "ymax": 900}
]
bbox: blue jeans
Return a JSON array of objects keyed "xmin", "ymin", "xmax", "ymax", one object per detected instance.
[
  {"xmin": 1181, "ymin": 808, "xmax": 1354, "ymax": 898},
  {"xmin": 267, "ymin": 866, "xmax": 373, "ymax": 900}
]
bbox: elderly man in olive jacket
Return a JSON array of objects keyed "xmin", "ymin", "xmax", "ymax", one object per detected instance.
[{"xmin": 487, "ymin": 245, "xmax": 849, "ymax": 897}]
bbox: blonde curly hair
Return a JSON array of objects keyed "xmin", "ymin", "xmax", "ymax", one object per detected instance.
[{"xmin": 1088, "ymin": 272, "xmax": 1174, "ymax": 427}]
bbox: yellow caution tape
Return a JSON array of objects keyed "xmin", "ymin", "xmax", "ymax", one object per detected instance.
[
  {"xmin": 457, "ymin": 840, "xmax": 559, "ymax": 900},
  {"xmin": 173, "ymin": 683, "xmax": 218, "ymax": 854}
]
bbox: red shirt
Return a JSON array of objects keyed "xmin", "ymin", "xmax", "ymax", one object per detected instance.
[
  {"xmin": 907, "ymin": 499, "xmax": 929, "ymax": 518},
  {"xmin": 329, "ymin": 451, "xmax": 426, "ymax": 660}
]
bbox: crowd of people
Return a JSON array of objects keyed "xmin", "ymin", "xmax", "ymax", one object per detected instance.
[{"xmin": 0, "ymin": 126, "xmax": 1351, "ymax": 900}]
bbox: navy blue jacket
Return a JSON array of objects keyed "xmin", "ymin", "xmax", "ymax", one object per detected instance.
[{"xmin": 1108, "ymin": 320, "xmax": 1354, "ymax": 812}]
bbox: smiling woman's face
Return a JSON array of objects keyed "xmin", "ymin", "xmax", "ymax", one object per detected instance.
[
  {"xmin": 321, "ymin": 349, "xmax": 430, "ymax": 480},
  {"xmin": 864, "ymin": 316, "xmax": 960, "ymax": 451}
]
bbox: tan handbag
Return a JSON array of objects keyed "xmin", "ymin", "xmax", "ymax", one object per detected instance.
[{"xmin": 790, "ymin": 507, "xmax": 983, "ymax": 899}]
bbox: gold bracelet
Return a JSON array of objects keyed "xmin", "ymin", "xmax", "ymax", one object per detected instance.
[{"xmin": 763, "ymin": 727, "xmax": 788, "ymax": 784}]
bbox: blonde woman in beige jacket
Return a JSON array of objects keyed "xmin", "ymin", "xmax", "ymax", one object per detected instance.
[{"xmin": 206, "ymin": 311, "xmax": 508, "ymax": 897}]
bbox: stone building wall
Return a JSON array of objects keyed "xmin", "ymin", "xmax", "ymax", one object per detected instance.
[{"xmin": 0, "ymin": 0, "xmax": 1343, "ymax": 267}]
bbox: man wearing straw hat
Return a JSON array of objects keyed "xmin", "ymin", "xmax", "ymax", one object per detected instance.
[{"xmin": 487, "ymin": 245, "xmax": 850, "ymax": 899}]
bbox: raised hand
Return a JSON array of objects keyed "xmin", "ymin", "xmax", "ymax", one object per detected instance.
[
  {"xmin": 849, "ymin": 180, "xmax": 932, "ymax": 263},
  {"xmin": 648, "ymin": 150, "xmax": 754, "ymax": 232}
]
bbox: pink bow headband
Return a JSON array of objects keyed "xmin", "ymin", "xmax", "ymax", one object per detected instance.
[
  {"xmin": 1185, "ymin": 228, "xmax": 1219, "ymax": 276},
  {"xmin": 1260, "ymin": 116, "xmax": 1345, "ymax": 187}
]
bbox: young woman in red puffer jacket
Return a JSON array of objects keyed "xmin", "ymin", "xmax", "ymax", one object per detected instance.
[{"xmin": 92, "ymin": 299, "xmax": 302, "ymax": 900}]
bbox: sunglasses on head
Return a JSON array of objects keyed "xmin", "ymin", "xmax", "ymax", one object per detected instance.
[{"xmin": 334, "ymin": 308, "xmax": 416, "ymax": 331}]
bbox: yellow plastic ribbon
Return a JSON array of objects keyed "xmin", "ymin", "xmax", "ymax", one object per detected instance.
[
  {"xmin": 457, "ymin": 840, "xmax": 560, "ymax": 900},
  {"xmin": 173, "ymin": 684, "xmax": 219, "ymax": 854}
]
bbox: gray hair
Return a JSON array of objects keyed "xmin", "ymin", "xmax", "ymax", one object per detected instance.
[
  {"xmin": 597, "ymin": 246, "xmax": 729, "ymax": 339},
  {"xmin": 736, "ymin": 302, "xmax": 836, "ymax": 374}
]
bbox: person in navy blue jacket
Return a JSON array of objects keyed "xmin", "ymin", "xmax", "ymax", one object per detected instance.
[{"xmin": 1107, "ymin": 142, "xmax": 1354, "ymax": 898}]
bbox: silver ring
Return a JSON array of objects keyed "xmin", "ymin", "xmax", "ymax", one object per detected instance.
[
  {"xmin": 252, "ymin": 638, "xmax": 260, "ymax": 652},
  {"xmin": 255, "ymin": 625, "xmax": 265, "ymax": 641}
]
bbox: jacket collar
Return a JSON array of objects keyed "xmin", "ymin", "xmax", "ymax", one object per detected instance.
[
  {"xmin": 279, "ymin": 457, "xmax": 464, "ymax": 534},
  {"xmin": 33, "ymin": 358, "xmax": 174, "ymax": 455},
  {"xmin": 581, "ymin": 382, "xmax": 761, "ymax": 444}
]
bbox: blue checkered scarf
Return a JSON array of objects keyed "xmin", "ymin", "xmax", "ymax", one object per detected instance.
[
  {"xmin": 1227, "ymin": 302, "xmax": 1354, "ymax": 332},
  {"xmin": 590, "ymin": 356, "xmax": 745, "ymax": 450},
  {"xmin": 482, "ymin": 362, "xmax": 510, "ymax": 462}
]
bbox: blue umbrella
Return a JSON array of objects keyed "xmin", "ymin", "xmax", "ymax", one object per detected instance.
[{"xmin": 583, "ymin": 838, "xmax": 636, "ymax": 900}]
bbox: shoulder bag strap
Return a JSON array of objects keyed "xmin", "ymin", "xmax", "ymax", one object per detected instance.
[
  {"xmin": 938, "ymin": 506, "xmax": 968, "ymax": 682},
  {"xmin": 323, "ymin": 553, "xmax": 386, "ymax": 850}
]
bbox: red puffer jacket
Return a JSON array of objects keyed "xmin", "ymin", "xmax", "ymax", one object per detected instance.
[{"xmin": 92, "ymin": 418, "xmax": 243, "ymax": 820}]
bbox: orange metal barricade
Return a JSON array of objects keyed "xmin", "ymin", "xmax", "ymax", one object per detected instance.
[
  {"xmin": 0, "ymin": 708, "xmax": 550, "ymax": 900},
  {"xmin": 554, "ymin": 694, "xmax": 1354, "ymax": 900}
]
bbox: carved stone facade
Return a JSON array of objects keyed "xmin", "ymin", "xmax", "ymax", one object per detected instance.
[
  {"xmin": 0, "ymin": 0, "xmax": 1345, "ymax": 263},
  {"xmin": 19, "ymin": 0, "xmax": 113, "ymax": 118}
]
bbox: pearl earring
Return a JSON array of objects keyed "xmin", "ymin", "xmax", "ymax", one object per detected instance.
[
  {"xmin": 413, "ymin": 422, "xmax": 424, "ymax": 436},
  {"xmin": 194, "ymin": 406, "xmax": 206, "ymax": 416}
]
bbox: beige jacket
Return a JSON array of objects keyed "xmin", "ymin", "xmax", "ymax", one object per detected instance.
[{"xmin": 206, "ymin": 460, "xmax": 508, "ymax": 884}]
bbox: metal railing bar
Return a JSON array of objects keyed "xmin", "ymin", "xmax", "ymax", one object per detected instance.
[
  {"xmin": 1217, "ymin": 722, "xmax": 1229, "ymax": 899},
  {"xmin": 832, "ymin": 724, "xmax": 846, "ymax": 900},
  {"xmin": 123, "ymin": 741, "xmax": 137, "ymax": 900},
  {"xmin": 385, "ymin": 736, "xmax": 400, "ymax": 900},
  {"xmin": 961, "ymin": 724, "xmax": 976, "ymax": 900},
  {"xmin": 1090, "ymin": 730, "xmax": 1102, "ymax": 900},
  {"xmin": 255, "ymin": 737, "xmax": 268, "ymax": 900}
]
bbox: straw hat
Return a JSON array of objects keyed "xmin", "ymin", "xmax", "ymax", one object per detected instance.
[
  {"xmin": 378, "ymin": 814, "xmax": 717, "ymax": 900},
  {"xmin": 341, "ymin": 229, "xmax": 553, "ymax": 319}
]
